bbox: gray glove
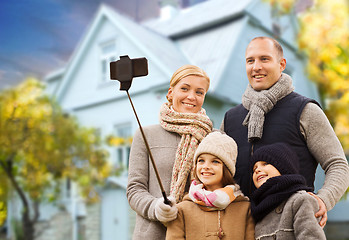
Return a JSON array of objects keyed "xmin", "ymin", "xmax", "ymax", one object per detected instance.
[{"xmin": 154, "ymin": 196, "xmax": 178, "ymax": 222}]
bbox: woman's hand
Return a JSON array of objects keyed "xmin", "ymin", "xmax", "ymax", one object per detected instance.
[
  {"xmin": 308, "ymin": 192, "xmax": 328, "ymax": 228},
  {"xmin": 155, "ymin": 196, "xmax": 178, "ymax": 223}
]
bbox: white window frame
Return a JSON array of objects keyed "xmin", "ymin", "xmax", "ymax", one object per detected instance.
[
  {"xmin": 114, "ymin": 123, "xmax": 132, "ymax": 170},
  {"xmin": 100, "ymin": 40, "xmax": 117, "ymax": 83}
]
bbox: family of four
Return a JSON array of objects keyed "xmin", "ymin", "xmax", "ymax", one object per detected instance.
[{"xmin": 126, "ymin": 36, "xmax": 349, "ymax": 239}]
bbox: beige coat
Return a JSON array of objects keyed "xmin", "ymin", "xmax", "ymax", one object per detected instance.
[
  {"xmin": 166, "ymin": 195, "xmax": 255, "ymax": 240},
  {"xmin": 127, "ymin": 124, "xmax": 181, "ymax": 240}
]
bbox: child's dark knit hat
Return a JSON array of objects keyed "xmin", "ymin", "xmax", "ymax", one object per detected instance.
[{"xmin": 251, "ymin": 142, "xmax": 299, "ymax": 175}]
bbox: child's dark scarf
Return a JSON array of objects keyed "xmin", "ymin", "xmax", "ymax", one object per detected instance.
[{"xmin": 251, "ymin": 175, "xmax": 312, "ymax": 222}]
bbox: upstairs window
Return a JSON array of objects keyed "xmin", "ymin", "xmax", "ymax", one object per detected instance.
[{"xmin": 100, "ymin": 40, "xmax": 117, "ymax": 82}]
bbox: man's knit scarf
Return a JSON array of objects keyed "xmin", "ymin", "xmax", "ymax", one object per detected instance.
[
  {"xmin": 242, "ymin": 73, "xmax": 294, "ymax": 142},
  {"xmin": 159, "ymin": 102, "xmax": 213, "ymax": 203},
  {"xmin": 188, "ymin": 180, "xmax": 245, "ymax": 211},
  {"xmin": 250, "ymin": 175, "xmax": 313, "ymax": 222}
]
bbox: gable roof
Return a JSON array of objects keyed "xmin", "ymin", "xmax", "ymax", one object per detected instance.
[
  {"xmin": 142, "ymin": 0, "xmax": 261, "ymax": 93},
  {"xmin": 173, "ymin": 17, "xmax": 247, "ymax": 91},
  {"xmin": 143, "ymin": 0, "xmax": 254, "ymax": 38},
  {"xmin": 102, "ymin": 6, "xmax": 189, "ymax": 77},
  {"xmin": 52, "ymin": 4, "xmax": 189, "ymax": 102}
]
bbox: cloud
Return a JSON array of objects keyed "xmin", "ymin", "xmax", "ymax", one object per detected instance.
[
  {"xmin": 0, "ymin": 70, "xmax": 4, "ymax": 81},
  {"xmin": 0, "ymin": 70, "xmax": 25, "ymax": 89}
]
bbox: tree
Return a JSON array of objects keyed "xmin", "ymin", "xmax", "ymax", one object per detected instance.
[{"xmin": 0, "ymin": 78, "xmax": 111, "ymax": 240}]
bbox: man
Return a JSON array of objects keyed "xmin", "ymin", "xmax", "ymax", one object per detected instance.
[{"xmin": 221, "ymin": 36, "xmax": 349, "ymax": 227}]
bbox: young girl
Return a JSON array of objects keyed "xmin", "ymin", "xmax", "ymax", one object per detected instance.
[
  {"xmin": 250, "ymin": 143, "xmax": 326, "ymax": 240},
  {"xmin": 166, "ymin": 131, "xmax": 255, "ymax": 240}
]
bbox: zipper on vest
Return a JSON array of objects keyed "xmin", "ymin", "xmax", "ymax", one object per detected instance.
[{"xmin": 249, "ymin": 143, "xmax": 255, "ymax": 195}]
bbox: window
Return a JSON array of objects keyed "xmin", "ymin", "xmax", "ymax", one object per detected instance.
[
  {"xmin": 114, "ymin": 123, "xmax": 132, "ymax": 170},
  {"xmin": 100, "ymin": 40, "xmax": 117, "ymax": 82}
]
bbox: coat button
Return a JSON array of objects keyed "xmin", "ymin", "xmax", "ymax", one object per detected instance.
[{"xmin": 275, "ymin": 206, "xmax": 283, "ymax": 214}]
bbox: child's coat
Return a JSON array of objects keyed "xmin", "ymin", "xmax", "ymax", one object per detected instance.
[
  {"xmin": 254, "ymin": 190, "xmax": 326, "ymax": 240},
  {"xmin": 166, "ymin": 194, "xmax": 255, "ymax": 240}
]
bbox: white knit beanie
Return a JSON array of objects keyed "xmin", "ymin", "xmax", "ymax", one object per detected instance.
[{"xmin": 194, "ymin": 131, "xmax": 238, "ymax": 176}]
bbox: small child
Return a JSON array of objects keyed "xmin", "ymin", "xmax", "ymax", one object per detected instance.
[
  {"xmin": 250, "ymin": 142, "xmax": 326, "ymax": 240},
  {"xmin": 166, "ymin": 132, "xmax": 255, "ymax": 240}
]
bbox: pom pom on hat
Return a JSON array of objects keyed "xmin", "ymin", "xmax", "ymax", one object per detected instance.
[
  {"xmin": 250, "ymin": 142, "xmax": 299, "ymax": 175},
  {"xmin": 194, "ymin": 131, "xmax": 237, "ymax": 176}
]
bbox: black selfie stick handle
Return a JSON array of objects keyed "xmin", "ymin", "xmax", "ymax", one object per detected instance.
[{"xmin": 126, "ymin": 90, "xmax": 171, "ymax": 205}]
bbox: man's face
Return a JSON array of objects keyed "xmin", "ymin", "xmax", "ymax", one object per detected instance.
[{"xmin": 245, "ymin": 39, "xmax": 286, "ymax": 91}]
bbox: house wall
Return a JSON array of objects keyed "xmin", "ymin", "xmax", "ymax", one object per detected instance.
[
  {"xmin": 215, "ymin": 18, "xmax": 250, "ymax": 105},
  {"xmin": 100, "ymin": 187, "xmax": 129, "ymax": 240}
]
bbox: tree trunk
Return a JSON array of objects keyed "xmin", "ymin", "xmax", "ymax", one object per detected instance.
[
  {"xmin": 0, "ymin": 156, "xmax": 36, "ymax": 240},
  {"xmin": 22, "ymin": 211, "xmax": 35, "ymax": 240}
]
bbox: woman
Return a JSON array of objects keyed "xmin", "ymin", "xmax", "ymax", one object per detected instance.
[{"xmin": 127, "ymin": 65, "xmax": 213, "ymax": 240}]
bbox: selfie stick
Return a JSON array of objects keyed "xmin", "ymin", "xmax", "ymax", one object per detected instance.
[{"xmin": 110, "ymin": 55, "xmax": 170, "ymax": 205}]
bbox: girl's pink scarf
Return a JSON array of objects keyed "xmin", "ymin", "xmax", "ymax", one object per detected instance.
[{"xmin": 188, "ymin": 180, "xmax": 245, "ymax": 211}]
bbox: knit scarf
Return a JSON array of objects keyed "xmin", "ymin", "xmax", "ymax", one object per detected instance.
[
  {"xmin": 188, "ymin": 180, "xmax": 245, "ymax": 211},
  {"xmin": 242, "ymin": 73, "xmax": 294, "ymax": 142},
  {"xmin": 159, "ymin": 102, "xmax": 213, "ymax": 203},
  {"xmin": 251, "ymin": 175, "xmax": 313, "ymax": 222}
]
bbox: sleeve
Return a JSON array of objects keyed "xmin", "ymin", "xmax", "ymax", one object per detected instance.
[
  {"xmin": 126, "ymin": 128, "xmax": 157, "ymax": 221},
  {"xmin": 300, "ymin": 102, "xmax": 349, "ymax": 210},
  {"xmin": 166, "ymin": 207, "xmax": 186, "ymax": 240},
  {"xmin": 245, "ymin": 205, "xmax": 256, "ymax": 240},
  {"xmin": 292, "ymin": 193, "xmax": 326, "ymax": 240}
]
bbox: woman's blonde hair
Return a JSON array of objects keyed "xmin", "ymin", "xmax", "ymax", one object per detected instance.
[{"xmin": 166, "ymin": 65, "xmax": 210, "ymax": 102}]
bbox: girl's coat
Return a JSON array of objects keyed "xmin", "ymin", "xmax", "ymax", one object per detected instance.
[{"xmin": 166, "ymin": 194, "xmax": 255, "ymax": 240}]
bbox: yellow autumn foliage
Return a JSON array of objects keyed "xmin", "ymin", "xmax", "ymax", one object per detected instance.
[
  {"xmin": 0, "ymin": 78, "xmax": 113, "ymax": 209},
  {"xmin": 298, "ymin": 0, "xmax": 349, "ymax": 151},
  {"xmin": 0, "ymin": 202, "xmax": 6, "ymax": 227},
  {"xmin": 106, "ymin": 135, "xmax": 133, "ymax": 146},
  {"xmin": 0, "ymin": 185, "xmax": 6, "ymax": 227}
]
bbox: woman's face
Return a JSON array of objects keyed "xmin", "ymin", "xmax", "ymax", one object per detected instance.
[{"xmin": 167, "ymin": 75, "xmax": 208, "ymax": 114}]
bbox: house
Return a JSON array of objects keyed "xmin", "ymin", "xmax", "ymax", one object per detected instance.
[{"xmin": 7, "ymin": 0, "xmax": 347, "ymax": 239}]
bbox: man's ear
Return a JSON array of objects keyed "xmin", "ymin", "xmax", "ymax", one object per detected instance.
[{"xmin": 280, "ymin": 58, "xmax": 287, "ymax": 71}]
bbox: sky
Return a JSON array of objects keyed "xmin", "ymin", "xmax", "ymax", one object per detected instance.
[{"xmin": 0, "ymin": 0, "xmax": 160, "ymax": 89}]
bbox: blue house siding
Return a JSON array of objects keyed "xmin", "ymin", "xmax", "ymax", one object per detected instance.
[{"xmin": 100, "ymin": 187, "xmax": 129, "ymax": 240}]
